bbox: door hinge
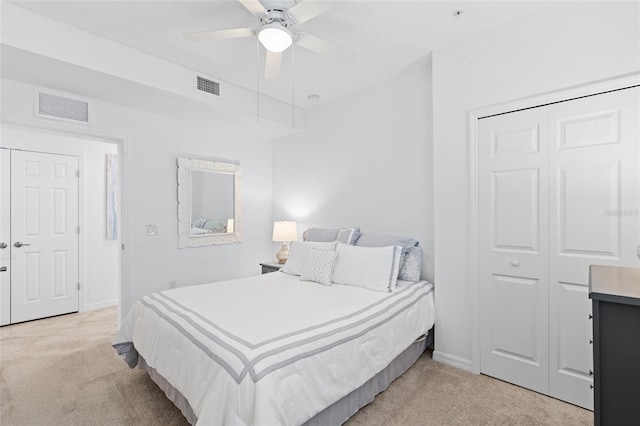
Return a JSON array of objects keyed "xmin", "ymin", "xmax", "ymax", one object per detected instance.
[
  {"xmin": 121, "ymin": 244, "xmax": 125, "ymax": 250},
  {"xmin": 76, "ymin": 170, "xmax": 80, "ymax": 178},
  {"xmin": 77, "ymin": 226, "xmax": 80, "ymax": 234},
  {"xmin": 77, "ymin": 282, "xmax": 80, "ymax": 290}
]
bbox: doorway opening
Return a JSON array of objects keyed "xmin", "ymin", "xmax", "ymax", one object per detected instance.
[{"xmin": 0, "ymin": 124, "xmax": 124, "ymax": 325}]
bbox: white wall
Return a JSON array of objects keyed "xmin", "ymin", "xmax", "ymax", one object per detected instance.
[
  {"xmin": 432, "ymin": 1, "xmax": 640, "ymax": 368},
  {"xmin": 1, "ymin": 125, "xmax": 119, "ymax": 311},
  {"xmin": 272, "ymin": 56, "xmax": 434, "ymax": 281},
  {"xmin": 1, "ymin": 78, "xmax": 274, "ymax": 316}
]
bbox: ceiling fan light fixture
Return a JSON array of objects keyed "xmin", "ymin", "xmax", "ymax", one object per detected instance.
[{"xmin": 258, "ymin": 24, "xmax": 293, "ymax": 53}]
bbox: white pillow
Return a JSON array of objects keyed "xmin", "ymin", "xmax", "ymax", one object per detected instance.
[
  {"xmin": 280, "ymin": 241, "xmax": 337, "ymax": 276},
  {"xmin": 332, "ymin": 243, "xmax": 402, "ymax": 292},
  {"xmin": 300, "ymin": 248, "xmax": 339, "ymax": 286}
]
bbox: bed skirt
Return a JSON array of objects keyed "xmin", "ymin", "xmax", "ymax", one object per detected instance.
[
  {"xmin": 146, "ymin": 327, "xmax": 434, "ymax": 426},
  {"xmin": 303, "ymin": 328, "xmax": 433, "ymax": 426}
]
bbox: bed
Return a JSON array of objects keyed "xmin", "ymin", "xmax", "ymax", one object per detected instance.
[{"xmin": 114, "ymin": 232, "xmax": 435, "ymax": 425}]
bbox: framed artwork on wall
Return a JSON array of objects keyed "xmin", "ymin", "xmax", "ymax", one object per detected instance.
[{"xmin": 105, "ymin": 153, "xmax": 118, "ymax": 240}]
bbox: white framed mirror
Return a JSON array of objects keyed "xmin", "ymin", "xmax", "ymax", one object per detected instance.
[{"xmin": 177, "ymin": 157, "xmax": 241, "ymax": 247}]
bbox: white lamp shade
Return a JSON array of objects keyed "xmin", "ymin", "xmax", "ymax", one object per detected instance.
[
  {"xmin": 258, "ymin": 25, "xmax": 293, "ymax": 53},
  {"xmin": 272, "ymin": 221, "xmax": 298, "ymax": 242}
]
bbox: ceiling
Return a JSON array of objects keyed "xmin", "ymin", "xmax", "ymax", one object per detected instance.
[{"xmin": 9, "ymin": 1, "xmax": 553, "ymax": 108}]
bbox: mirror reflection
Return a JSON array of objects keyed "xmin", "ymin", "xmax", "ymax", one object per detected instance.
[
  {"xmin": 177, "ymin": 157, "xmax": 241, "ymax": 248},
  {"xmin": 190, "ymin": 171, "xmax": 234, "ymax": 236}
]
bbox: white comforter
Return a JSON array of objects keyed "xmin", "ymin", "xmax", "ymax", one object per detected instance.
[{"xmin": 113, "ymin": 272, "xmax": 435, "ymax": 425}]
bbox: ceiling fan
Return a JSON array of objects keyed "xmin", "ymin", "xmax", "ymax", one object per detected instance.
[{"xmin": 184, "ymin": 0, "xmax": 356, "ymax": 80}]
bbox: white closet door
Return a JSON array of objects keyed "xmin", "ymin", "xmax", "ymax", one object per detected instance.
[
  {"xmin": 10, "ymin": 150, "xmax": 79, "ymax": 323},
  {"xmin": 479, "ymin": 106, "xmax": 550, "ymax": 394},
  {"xmin": 0, "ymin": 149, "xmax": 10, "ymax": 326},
  {"xmin": 548, "ymin": 86, "xmax": 640, "ymax": 409}
]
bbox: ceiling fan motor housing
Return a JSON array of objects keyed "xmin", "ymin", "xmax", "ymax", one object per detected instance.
[{"xmin": 260, "ymin": 9, "xmax": 291, "ymax": 29}]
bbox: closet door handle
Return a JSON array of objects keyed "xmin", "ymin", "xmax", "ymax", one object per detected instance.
[
  {"xmin": 13, "ymin": 242, "xmax": 30, "ymax": 248},
  {"xmin": 0, "ymin": 266, "xmax": 6, "ymax": 272},
  {"xmin": 0, "ymin": 242, "xmax": 6, "ymax": 249}
]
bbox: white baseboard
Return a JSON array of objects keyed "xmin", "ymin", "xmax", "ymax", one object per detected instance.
[
  {"xmin": 432, "ymin": 350, "xmax": 472, "ymax": 372},
  {"xmin": 82, "ymin": 299, "xmax": 117, "ymax": 312}
]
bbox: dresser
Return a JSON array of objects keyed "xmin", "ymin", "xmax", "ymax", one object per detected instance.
[{"xmin": 589, "ymin": 265, "xmax": 640, "ymax": 426}]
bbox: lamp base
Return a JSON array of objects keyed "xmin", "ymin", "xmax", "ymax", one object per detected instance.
[{"xmin": 276, "ymin": 242, "xmax": 289, "ymax": 264}]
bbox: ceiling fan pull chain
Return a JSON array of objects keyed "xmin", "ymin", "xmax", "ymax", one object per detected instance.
[
  {"xmin": 256, "ymin": 36, "xmax": 260, "ymax": 121},
  {"xmin": 291, "ymin": 43, "xmax": 295, "ymax": 131}
]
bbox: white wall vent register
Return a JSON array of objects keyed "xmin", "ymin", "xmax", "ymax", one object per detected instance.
[
  {"xmin": 36, "ymin": 91, "xmax": 90, "ymax": 123},
  {"xmin": 196, "ymin": 75, "xmax": 220, "ymax": 96}
]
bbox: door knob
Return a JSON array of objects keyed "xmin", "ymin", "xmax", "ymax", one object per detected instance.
[
  {"xmin": 0, "ymin": 266, "xmax": 6, "ymax": 272},
  {"xmin": 13, "ymin": 242, "xmax": 31, "ymax": 248},
  {"xmin": 510, "ymin": 260, "xmax": 520, "ymax": 267},
  {"xmin": 0, "ymin": 242, "xmax": 6, "ymax": 249}
]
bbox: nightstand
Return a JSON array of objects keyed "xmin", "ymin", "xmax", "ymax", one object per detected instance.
[{"xmin": 260, "ymin": 262, "xmax": 283, "ymax": 274}]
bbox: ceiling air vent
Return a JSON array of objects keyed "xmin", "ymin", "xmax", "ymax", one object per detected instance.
[
  {"xmin": 37, "ymin": 91, "xmax": 89, "ymax": 123},
  {"xmin": 196, "ymin": 76, "xmax": 220, "ymax": 96}
]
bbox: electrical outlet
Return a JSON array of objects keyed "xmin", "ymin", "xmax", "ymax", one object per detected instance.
[
  {"xmin": 146, "ymin": 224, "xmax": 159, "ymax": 236},
  {"xmin": 169, "ymin": 280, "xmax": 177, "ymax": 289}
]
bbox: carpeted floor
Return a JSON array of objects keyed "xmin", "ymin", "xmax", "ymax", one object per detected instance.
[{"xmin": 0, "ymin": 307, "xmax": 593, "ymax": 426}]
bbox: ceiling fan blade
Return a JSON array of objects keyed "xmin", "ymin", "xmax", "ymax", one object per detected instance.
[
  {"xmin": 264, "ymin": 50, "xmax": 282, "ymax": 80},
  {"xmin": 287, "ymin": 1, "xmax": 335, "ymax": 24},
  {"xmin": 295, "ymin": 32, "xmax": 356, "ymax": 65},
  {"xmin": 238, "ymin": 0, "xmax": 267, "ymax": 16},
  {"xmin": 184, "ymin": 28, "xmax": 255, "ymax": 42}
]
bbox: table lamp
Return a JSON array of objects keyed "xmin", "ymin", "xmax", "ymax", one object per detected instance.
[{"xmin": 272, "ymin": 220, "xmax": 298, "ymax": 264}]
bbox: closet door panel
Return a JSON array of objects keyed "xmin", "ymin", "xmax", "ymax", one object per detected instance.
[
  {"xmin": 479, "ymin": 107, "xmax": 549, "ymax": 394},
  {"xmin": 558, "ymin": 163, "xmax": 621, "ymax": 257},
  {"xmin": 548, "ymin": 86, "xmax": 640, "ymax": 410}
]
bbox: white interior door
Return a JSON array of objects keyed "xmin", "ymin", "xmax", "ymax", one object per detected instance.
[
  {"xmin": 10, "ymin": 150, "xmax": 79, "ymax": 323},
  {"xmin": 479, "ymin": 106, "xmax": 550, "ymax": 394},
  {"xmin": 547, "ymin": 86, "xmax": 640, "ymax": 409},
  {"xmin": 0, "ymin": 149, "xmax": 10, "ymax": 326}
]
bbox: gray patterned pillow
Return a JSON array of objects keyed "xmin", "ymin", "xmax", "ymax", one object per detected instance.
[
  {"xmin": 355, "ymin": 233, "xmax": 418, "ymax": 254},
  {"xmin": 336, "ymin": 227, "xmax": 360, "ymax": 245},
  {"xmin": 398, "ymin": 245, "xmax": 423, "ymax": 282},
  {"xmin": 303, "ymin": 228, "xmax": 340, "ymax": 242},
  {"xmin": 300, "ymin": 248, "xmax": 339, "ymax": 286},
  {"xmin": 303, "ymin": 227, "xmax": 360, "ymax": 245}
]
